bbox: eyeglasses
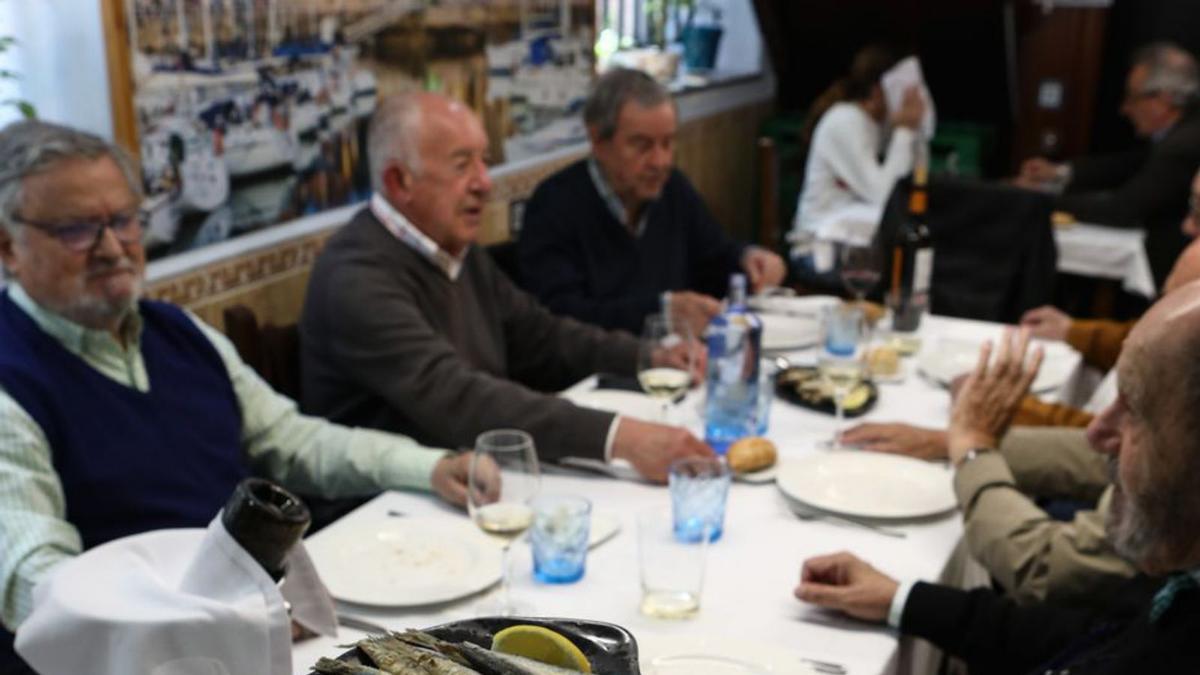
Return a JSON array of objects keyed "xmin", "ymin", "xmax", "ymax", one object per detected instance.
[
  {"xmin": 1123, "ymin": 88, "xmax": 1161, "ymax": 106},
  {"xmin": 11, "ymin": 210, "xmax": 144, "ymax": 253}
]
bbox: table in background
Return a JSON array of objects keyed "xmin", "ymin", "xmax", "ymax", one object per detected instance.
[
  {"xmin": 292, "ymin": 315, "xmax": 1083, "ymax": 675},
  {"xmin": 1053, "ymin": 223, "xmax": 1155, "ymax": 299}
]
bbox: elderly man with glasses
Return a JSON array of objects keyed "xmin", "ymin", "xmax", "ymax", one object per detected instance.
[
  {"xmin": 1017, "ymin": 42, "xmax": 1200, "ymax": 287},
  {"xmin": 0, "ymin": 120, "xmax": 475, "ymax": 672}
]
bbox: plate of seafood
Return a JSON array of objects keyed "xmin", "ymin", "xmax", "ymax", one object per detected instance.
[{"xmin": 310, "ymin": 616, "xmax": 640, "ymax": 674}]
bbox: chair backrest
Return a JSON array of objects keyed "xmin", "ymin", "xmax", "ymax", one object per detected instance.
[
  {"xmin": 487, "ymin": 240, "xmax": 522, "ymax": 286},
  {"xmin": 874, "ymin": 175, "xmax": 1057, "ymax": 323},
  {"xmin": 221, "ymin": 305, "xmax": 302, "ymax": 402}
]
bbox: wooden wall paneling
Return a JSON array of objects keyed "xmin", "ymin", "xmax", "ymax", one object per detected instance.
[
  {"xmin": 1012, "ymin": 6, "xmax": 1109, "ymax": 166},
  {"xmin": 100, "ymin": 0, "xmax": 139, "ymax": 157}
]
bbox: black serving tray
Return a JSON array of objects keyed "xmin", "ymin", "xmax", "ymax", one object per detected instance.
[
  {"xmin": 775, "ymin": 366, "xmax": 879, "ymax": 418},
  {"xmin": 312, "ymin": 616, "xmax": 640, "ymax": 674}
]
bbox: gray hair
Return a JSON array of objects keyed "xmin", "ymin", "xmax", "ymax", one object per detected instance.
[
  {"xmin": 0, "ymin": 120, "xmax": 142, "ymax": 235},
  {"xmin": 583, "ymin": 68, "xmax": 674, "ymax": 141},
  {"xmin": 367, "ymin": 93, "xmax": 424, "ymax": 192},
  {"xmin": 1132, "ymin": 42, "xmax": 1200, "ymax": 107}
]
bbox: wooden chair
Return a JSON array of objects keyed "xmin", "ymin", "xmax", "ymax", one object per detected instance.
[
  {"xmin": 221, "ymin": 304, "xmax": 302, "ymax": 402},
  {"xmin": 221, "ymin": 304, "xmax": 371, "ymax": 532}
]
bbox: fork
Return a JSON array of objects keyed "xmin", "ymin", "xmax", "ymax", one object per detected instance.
[
  {"xmin": 336, "ymin": 613, "xmax": 390, "ymax": 635},
  {"xmin": 787, "ymin": 501, "xmax": 907, "ymax": 539}
]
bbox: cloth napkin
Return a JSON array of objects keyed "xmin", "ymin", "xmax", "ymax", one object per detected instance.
[{"xmin": 15, "ymin": 515, "xmax": 336, "ymax": 675}]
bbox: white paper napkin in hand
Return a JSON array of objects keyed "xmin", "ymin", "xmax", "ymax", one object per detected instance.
[
  {"xmin": 881, "ymin": 56, "xmax": 937, "ymax": 139},
  {"xmin": 15, "ymin": 515, "xmax": 334, "ymax": 675}
]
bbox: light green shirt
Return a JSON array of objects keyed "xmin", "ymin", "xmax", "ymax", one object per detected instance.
[{"xmin": 0, "ymin": 284, "xmax": 448, "ymax": 630}]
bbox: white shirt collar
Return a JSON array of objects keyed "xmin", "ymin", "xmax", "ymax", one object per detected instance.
[{"xmin": 370, "ymin": 192, "xmax": 466, "ymax": 280}]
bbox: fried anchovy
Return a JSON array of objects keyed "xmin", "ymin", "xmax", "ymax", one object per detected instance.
[
  {"xmin": 356, "ymin": 634, "xmax": 482, "ymax": 675},
  {"xmin": 312, "ymin": 656, "xmax": 389, "ymax": 675}
]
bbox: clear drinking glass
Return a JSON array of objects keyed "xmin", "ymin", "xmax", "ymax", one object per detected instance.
[
  {"xmin": 637, "ymin": 314, "xmax": 694, "ymax": 422},
  {"xmin": 819, "ymin": 305, "xmax": 865, "ymax": 450},
  {"xmin": 529, "ymin": 495, "xmax": 592, "ymax": 584},
  {"xmin": 468, "ymin": 429, "xmax": 541, "ymax": 616},
  {"xmin": 839, "ymin": 243, "xmax": 883, "ymax": 303},
  {"xmin": 638, "ymin": 507, "xmax": 710, "ymax": 620}
]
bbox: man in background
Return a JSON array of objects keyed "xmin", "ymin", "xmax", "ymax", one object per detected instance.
[
  {"xmin": 1018, "ymin": 42, "xmax": 1200, "ymax": 286},
  {"xmin": 519, "ymin": 67, "xmax": 785, "ymax": 336}
]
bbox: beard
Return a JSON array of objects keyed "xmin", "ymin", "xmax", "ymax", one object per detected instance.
[
  {"xmin": 1105, "ymin": 454, "xmax": 1199, "ymax": 568},
  {"xmin": 61, "ymin": 258, "xmax": 143, "ymax": 329}
]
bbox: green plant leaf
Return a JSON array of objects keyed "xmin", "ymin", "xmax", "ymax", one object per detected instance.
[{"xmin": 17, "ymin": 101, "xmax": 36, "ymax": 119}]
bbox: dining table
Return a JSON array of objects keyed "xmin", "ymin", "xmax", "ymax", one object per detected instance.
[{"xmin": 290, "ymin": 312, "xmax": 1085, "ymax": 675}]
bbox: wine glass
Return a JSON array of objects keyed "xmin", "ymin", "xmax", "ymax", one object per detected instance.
[
  {"xmin": 468, "ymin": 429, "xmax": 541, "ymax": 616},
  {"xmin": 818, "ymin": 305, "xmax": 865, "ymax": 450},
  {"xmin": 636, "ymin": 314, "xmax": 694, "ymax": 423},
  {"xmin": 839, "ymin": 243, "xmax": 883, "ymax": 303}
]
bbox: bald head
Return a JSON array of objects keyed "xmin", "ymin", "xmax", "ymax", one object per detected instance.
[
  {"xmin": 1097, "ymin": 279, "xmax": 1200, "ymax": 572},
  {"xmin": 367, "ymin": 92, "xmax": 479, "ymax": 191}
]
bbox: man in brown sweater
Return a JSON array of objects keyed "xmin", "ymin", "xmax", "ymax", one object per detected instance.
[{"xmin": 300, "ymin": 92, "xmax": 712, "ymax": 482}]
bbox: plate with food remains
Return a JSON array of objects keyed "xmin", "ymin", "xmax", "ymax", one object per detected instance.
[
  {"xmin": 775, "ymin": 366, "xmax": 878, "ymax": 417},
  {"xmin": 311, "ymin": 616, "xmax": 640, "ymax": 674}
]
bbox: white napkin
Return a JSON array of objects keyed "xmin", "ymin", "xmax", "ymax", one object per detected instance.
[
  {"xmin": 16, "ymin": 515, "xmax": 336, "ymax": 675},
  {"xmin": 881, "ymin": 56, "xmax": 937, "ymax": 139}
]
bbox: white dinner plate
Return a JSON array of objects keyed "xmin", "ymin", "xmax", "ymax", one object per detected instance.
[
  {"xmin": 916, "ymin": 337, "xmax": 1075, "ymax": 393},
  {"xmin": 748, "ymin": 294, "xmax": 840, "ymax": 318},
  {"xmin": 776, "ymin": 451, "xmax": 957, "ymax": 520},
  {"xmin": 760, "ymin": 314, "xmax": 821, "ymax": 352},
  {"xmin": 305, "ymin": 515, "xmax": 502, "ymax": 607},
  {"xmin": 561, "ymin": 389, "xmax": 661, "ymax": 422},
  {"xmin": 637, "ymin": 633, "xmax": 831, "ymax": 675}
]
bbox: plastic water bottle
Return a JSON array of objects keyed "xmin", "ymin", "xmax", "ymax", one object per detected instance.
[{"xmin": 704, "ymin": 274, "xmax": 762, "ymax": 454}]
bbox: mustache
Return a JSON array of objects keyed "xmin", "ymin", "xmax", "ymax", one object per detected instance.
[{"xmin": 86, "ymin": 258, "xmax": 138, "ymax": 278}]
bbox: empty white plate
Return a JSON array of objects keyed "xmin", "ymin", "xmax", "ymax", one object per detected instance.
[
  {"xmin": 916, "ymin": 337, "xmax": 1075, "ymax": 393},
  {"xmin": 637, "ymin": 633, "xmax": 832, "ymax": 675},
  {"xmin": 305, "ymin": 515, "xmax": 502, "ymax": 607},
  {"xmin": 760, "ymin": 314, "xmax": 821, "ymax": 351},
  {"xmin": 776, "ymin": 451, "xmax": 957, "ymax": 520}
]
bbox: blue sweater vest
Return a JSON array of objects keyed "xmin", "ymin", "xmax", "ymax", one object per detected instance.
[{"xmin": 0, "ymin": 292, "xmax": 246, "ymax": 550}]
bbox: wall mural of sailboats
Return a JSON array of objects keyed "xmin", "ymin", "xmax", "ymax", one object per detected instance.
[{"xmin": 121, "ymin": 0, "xmax": 595, "ymax": 260}]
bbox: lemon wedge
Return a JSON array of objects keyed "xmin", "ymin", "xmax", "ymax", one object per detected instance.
[{"xmin": 491, "ymin": 625, "xmax": 593, "ymax": 673}]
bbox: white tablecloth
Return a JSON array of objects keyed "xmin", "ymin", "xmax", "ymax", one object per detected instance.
[
  {"xmin": 1054, "ymin": 223, "xmax": 1156, "ymax": 298},
  {"xmin": 291, "ymin": 315, "xmax": 1083, "ymax": 675}
]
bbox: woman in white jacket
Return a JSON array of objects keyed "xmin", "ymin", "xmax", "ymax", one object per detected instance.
[{"xmin": 792, "ymin": 46, "xmax": 927, "ymax": 239}]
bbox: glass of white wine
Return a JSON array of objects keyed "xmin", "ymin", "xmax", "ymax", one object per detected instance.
[
  {"xmin": 819, "ymin": 305, "xmax": 865, "ymax": 450},
  {"xmin": 468, "ymin": 429, "xmax": 541, "ymax": 616},
  {"xmin": 637, "ymin": 314, "xmax": 694, "ymax": 423}
]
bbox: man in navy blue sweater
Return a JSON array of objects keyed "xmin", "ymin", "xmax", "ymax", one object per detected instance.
[{"xmin": 519, "ymin": 68, "xmax": 785, "ymax": 337}]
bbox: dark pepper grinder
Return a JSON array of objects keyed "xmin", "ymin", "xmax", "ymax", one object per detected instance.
[{"xmin": 221, "ymin": 478, "xmax": 311, "ymax": 581}]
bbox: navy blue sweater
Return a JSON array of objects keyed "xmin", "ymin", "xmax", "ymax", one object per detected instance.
[{"xmin": 518, "ymin": 160, "xmax": 746, "ymax": 334}]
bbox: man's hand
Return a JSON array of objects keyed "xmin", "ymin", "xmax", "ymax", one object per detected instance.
[
  {"xmin": 1019, "ymin": 305, "xmax": 1072, "ymax": 341},
  {"xmin": 431, "ymin": 452, "xmax": 495, "ymax": 507},
  {"xmin": 1015, "ymin": 157, "xmax": 1064, "ymax": 188},
  {"xmin": 653, "ymin": 338, "xmax": 707, "ymax": 385},
  {"xmin": 668, "ymin": 291, "xmax": 721, "ymax": 339},
  {"xmin": 946, "ymin": 329, "xmax": 1043, "ymax": 464},
  {"xmin": 741, "ymin": 246, "xmax": 787, "ymax": 293},
  {"xmin": 890, "ymin": 85, "xmax": 925, "ymax": 131},
  {"xmin": 793, "ymin": 551, "xmax": 899, "ymax": 623},
  {"xmin": 841, "ymin": 423, "xmax": 948, "ymax": 461},
  {"xmin": 612, "ymin": 417, "xmax": 715, "ymax": 482}
]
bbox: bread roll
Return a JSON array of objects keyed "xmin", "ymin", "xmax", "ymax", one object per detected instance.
[{"xmin": 727, "ymin": 437, "xmax": 777, "ymax": 473}]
